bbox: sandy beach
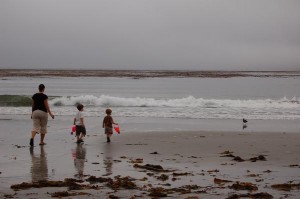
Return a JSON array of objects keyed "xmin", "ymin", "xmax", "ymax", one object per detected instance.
[{"xmin": 0, "ymin": 115, "xmax": 299, "ymax": 198}]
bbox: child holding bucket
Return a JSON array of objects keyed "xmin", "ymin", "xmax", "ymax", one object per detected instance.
[
  {"xmin": 73, "ymin": 103, "xmax": 86, "ymax": 143},
  {"xmin": 102, "ymin": 108, "xmax": 118, "ymax": 143}
]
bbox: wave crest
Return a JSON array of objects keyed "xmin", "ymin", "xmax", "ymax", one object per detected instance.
[{"xmin": 49, "ymin": 95, "xmax": 300, "ymax": 108}]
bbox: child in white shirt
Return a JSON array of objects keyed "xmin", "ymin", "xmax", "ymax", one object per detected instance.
[{"xmin": 73, "ymin": 104, "xmax": 86, "ymax": 143}]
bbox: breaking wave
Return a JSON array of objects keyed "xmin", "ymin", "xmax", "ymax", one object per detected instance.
[
  {"xmin": 49, "ymin": 95, "xmax": 300, "ymax": 109},
  {"xmin": 1, "ymin": 95, "xmax": 299, "ymax": 120}
]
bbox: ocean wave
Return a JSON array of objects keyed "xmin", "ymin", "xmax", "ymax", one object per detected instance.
[
  {"xmin": 0, "ymin": 95, "xmax": 31, "ymax": 106},
  {"xmin": 1, "ymin": 95, "xmax": 299, "ymax": 120},
  {"xmin": 49, "ymin": 95, "xmax": 300, "ymax": 109}
]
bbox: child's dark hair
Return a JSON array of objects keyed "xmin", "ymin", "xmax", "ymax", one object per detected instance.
[
  {"xmin": 106, "ymin": 108, "xmax": 112, "ymax": 115},
  {"xmin": 77, "ymin": 103, "xmax": 84, "ymax": 111}
]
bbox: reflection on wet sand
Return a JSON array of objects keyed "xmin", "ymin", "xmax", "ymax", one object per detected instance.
[
  {"xmin": 72, "ymin": 144, "xmax": 86, "ymax": 179},
  {"xmin": 30, "ymin": 146, "xmax": 48, "ymax": 182},
  {"xmin": 103, "ymin": 158, "xmax": 113, "ymax": 176},
  {"xmin": 102, "ymin": 144, "xmax": 114, "ymax": 176}
]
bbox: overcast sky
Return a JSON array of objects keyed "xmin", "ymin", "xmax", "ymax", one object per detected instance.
[{"xmin": 1, "ymin": 0, "xmax": 300, "ymax": 71}]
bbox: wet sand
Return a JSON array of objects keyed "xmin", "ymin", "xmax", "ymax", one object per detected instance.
[{"xmin": 0, "ymin": 116, "xmax": 300, "ymax": 198}]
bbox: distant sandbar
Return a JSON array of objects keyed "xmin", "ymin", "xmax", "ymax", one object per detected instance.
[{"xmin": 0, "ymin": 69, "xmax": 299, "ymax": 78}]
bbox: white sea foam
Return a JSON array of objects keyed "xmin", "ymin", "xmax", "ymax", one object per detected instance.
[
  {"xmin": 1, "ymin": 95, "xmax": 299, "ymax": 120},
  {"xmin": 40, "ymin": 95, "xmax": 300, "ymax": 120},
  {"xmin": 49, "ymin": 95, "xmax": 300, "ymax": 109}
]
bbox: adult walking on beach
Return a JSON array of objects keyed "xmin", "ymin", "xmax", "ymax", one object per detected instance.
[{"xmin": 30, "ymin": 84, "xmax": 54, "ymax": 146}]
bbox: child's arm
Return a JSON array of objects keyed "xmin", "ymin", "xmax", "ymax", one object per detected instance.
[
  {"xmin": 73, "ymin": 117, "xmax": 76, "ymax": 125},
  {"xmin": 112, "ymin": 117, "xmax": 118, "ymax": 125}
]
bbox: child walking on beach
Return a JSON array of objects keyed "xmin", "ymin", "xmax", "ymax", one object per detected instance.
[
  {"xmin": 103, "ymin": 108, "xmax": 118, "ymax": 143},
  {"xmin": 73, "ymin": 104, "xmax": 86, "ymax": 143}
]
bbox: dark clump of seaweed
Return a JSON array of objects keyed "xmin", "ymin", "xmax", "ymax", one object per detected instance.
[
  {"xmin": 86, "ymin": 176, "xmax": 111, "ymax": 184},
  {"xmin": 229, "ymin": 182, "xmax": 258, "ymax": 191},
  {"xmin": 148, "ymin": 187, "xmax": 168, "ymax": 197},
  {"xmin": 214, "ymin": 178, "xmax": 233, "ymax": 185},
  {"xmin": 249, "ymin": 155, "xmax": 266, "ymax": 162},
  {"xmin": 157, "ymin": 174, "xmax": 169, "ymax": 181},
  {"xmin": 11, "ymin": 180, "xmax": 66, "ymax": 190},
  {"xmin": 51, "ymin": 191, "xmax": 90, "ymax": 198},
  {"xmin": 11, "ymin": 178, "xmax": 97, "ymax": 191},
  {"xmin": 232, "ymin": 156, "xmax": 245, "ymax": 162},
  {"xmin": 271, "ymin": 183, "xmax": 300, "ymax": 191},
  {"xmin": 106, "ymin": 176, "xmax": 137, "ymax": 190},
  {"xmin": 51, "ymin": 191, "xmax": 70, "ymax": 197},
  {"xmin": 226, "ymin": 192, "xmax": 273, "ymax": 199},
  {"xmin": 172, "ymin": 172, "xmax": 193, "ymax": 176},
  {"xmin": 133, "ymin": 163, "xmax": 172, "ymax": 172}
]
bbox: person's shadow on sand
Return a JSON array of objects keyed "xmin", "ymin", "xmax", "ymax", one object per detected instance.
[
  {"xmin": 72, "ymin": 144, "xmax": 86, "ymax": 179},
  {"xmin": 30, "ymin": 146, "xmax": 48, "ymax": 182}
]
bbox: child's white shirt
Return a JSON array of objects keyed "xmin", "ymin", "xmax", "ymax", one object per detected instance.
[{"xmin": 75, "ymin": 111, "xmax": 84, "ymax": 125}]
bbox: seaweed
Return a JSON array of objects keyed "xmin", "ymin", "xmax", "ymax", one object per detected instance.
[
  {"xmin": 271, "ymin": 183, "xmax": 300, "ymax": 191},
  {"xmin": 148, "ymin": 187, "xmax": 168, "ymax": 197},
  {"xmin": 226, "ymin": 192, "xmax": 273, "ymax": 199},
  {"xmin": 229, "ymin": 182, "xmax": 258, "ymax": 191},
  {"xmin": 106, "ymin": 176, "xmax": 137, "ymax": 190},
  {"xmin": 133, "ymin": 164, "xmax": 169, "ymax": 172}
]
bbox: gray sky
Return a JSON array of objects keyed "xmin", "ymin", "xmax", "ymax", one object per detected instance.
[{"xmin": 1, "ymin": 0, "xmax": 300, "ymax": 71}]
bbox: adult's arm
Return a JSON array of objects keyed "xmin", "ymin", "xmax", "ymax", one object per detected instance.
[
  {"xmin": 31, "ymin": 99, "xmax": 35, "ymax": 119},
  {"xmin": 44, "ymin": 99, "xmax": 54, "ymax": 119}
]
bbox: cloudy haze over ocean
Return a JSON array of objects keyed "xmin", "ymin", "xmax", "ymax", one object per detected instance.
[{"xmin": 1, "ymin": 0, "xmax": 300, "ymax": 71}]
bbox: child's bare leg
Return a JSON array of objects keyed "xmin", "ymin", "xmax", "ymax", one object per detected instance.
[
  {"xmin": 106, "ymin": 134, "xmax": 112, "ymax": 142},
  {"xmin": 79, "ymin": 133, "xmax": 84, "ymax": 140},
  {"xmin": 76, "ymin": 132, "xmax": 84, "ymax": 143}
]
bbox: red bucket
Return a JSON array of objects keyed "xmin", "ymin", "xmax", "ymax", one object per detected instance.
[
  {"xmin": 114, "ymin": 125, "xmax": 120, "ymax": 134},
  {"xmin": 71, "ymin": 125, "xmax": 76, "ymax": 134}
]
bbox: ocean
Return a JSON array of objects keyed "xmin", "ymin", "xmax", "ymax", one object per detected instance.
[{"xmin": 1, "ymin": 72, "xmax": 300, "ymax": 132}]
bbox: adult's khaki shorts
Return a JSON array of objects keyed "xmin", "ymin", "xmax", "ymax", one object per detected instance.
[{"xmin": 32, "ymin": 110, "xmax": 48, "ymax": 134}]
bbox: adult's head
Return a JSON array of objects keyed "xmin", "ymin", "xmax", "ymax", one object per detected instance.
[{"xmin": 38, "ymin": 84, "xmax": 45, "ymax": 92}]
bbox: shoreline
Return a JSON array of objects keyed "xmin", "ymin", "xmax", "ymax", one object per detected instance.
[
  {"xmin": 1, "ymin": 69, "xmax": 300, "ymax": 78},
  {"xmin": 1, "ymin": 115, "xmax": 300, "ymax": 134}
]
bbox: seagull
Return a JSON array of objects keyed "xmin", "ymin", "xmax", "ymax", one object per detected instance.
[{"xmin": 242, "ymin": 118, "xmax": 248, "ymax": 130}]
